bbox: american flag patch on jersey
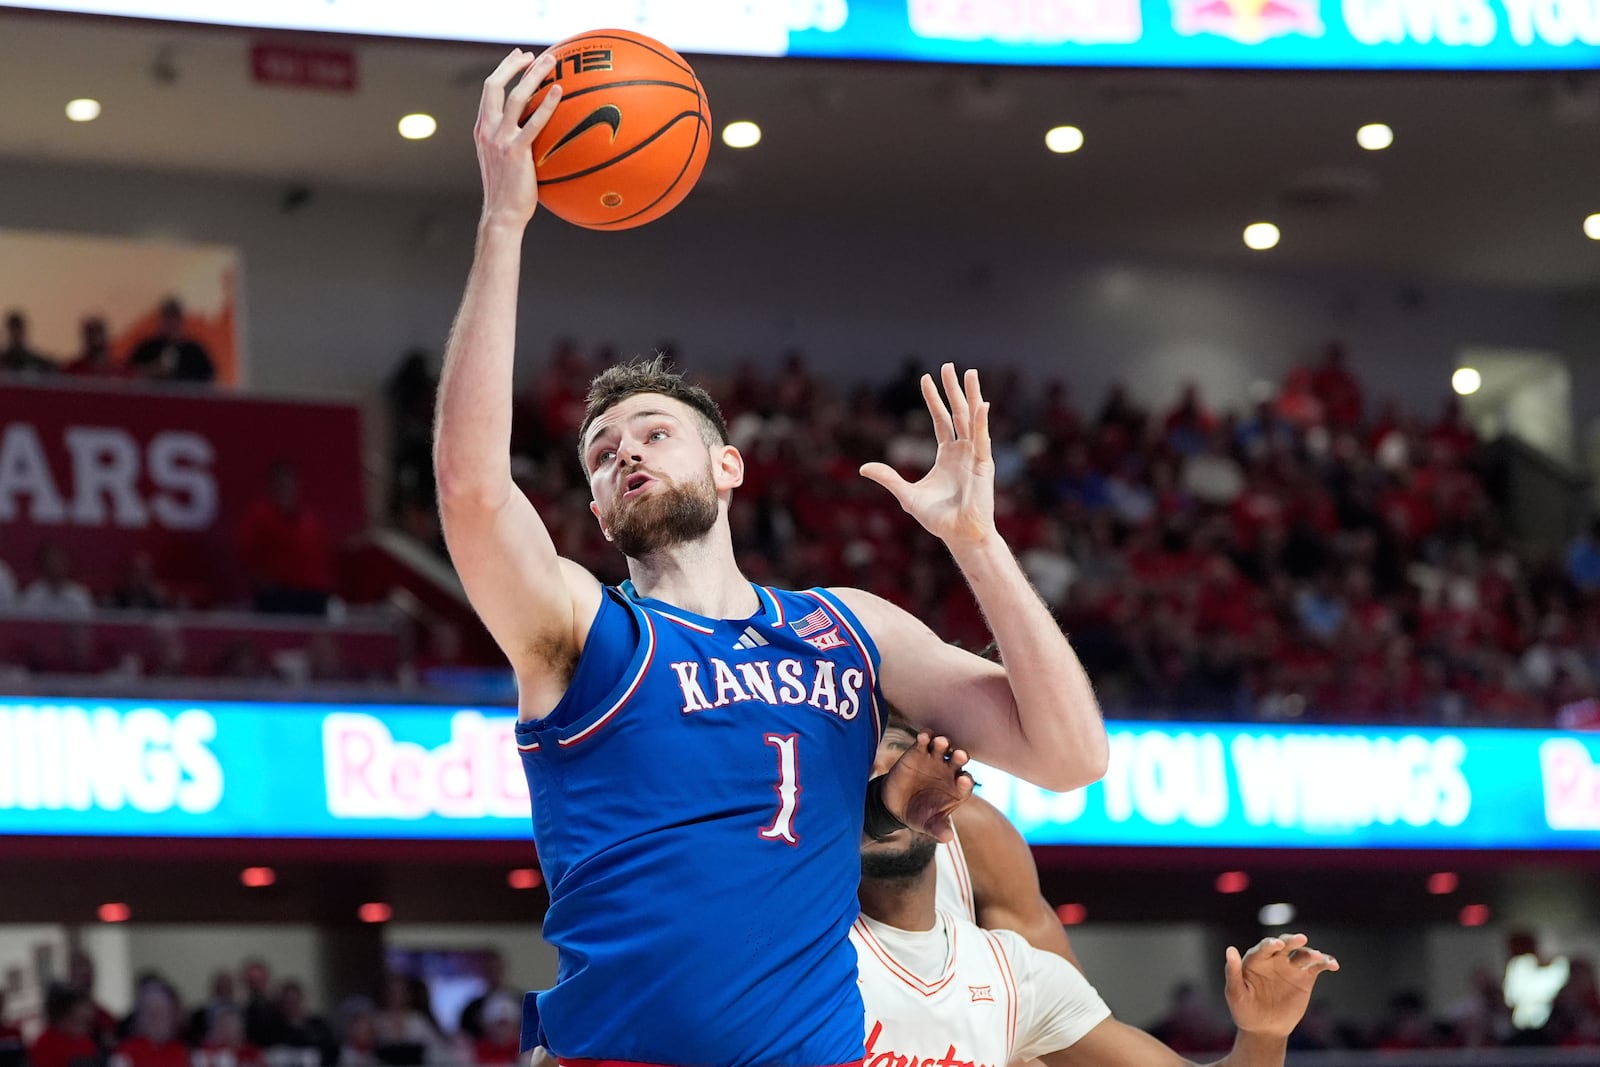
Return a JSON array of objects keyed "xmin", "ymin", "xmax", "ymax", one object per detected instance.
[{"xmin": 792, "ymin": 605, "xmax": 832, "ymax": 638}]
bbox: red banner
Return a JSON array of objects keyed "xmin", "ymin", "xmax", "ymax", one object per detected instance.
[{"xmin": 0, "ymin": 380, "xmax": 365, "ymax": 606}]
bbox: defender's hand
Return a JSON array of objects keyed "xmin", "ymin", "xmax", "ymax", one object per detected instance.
[
  {"xmin": 1225, "ymin": 934, "xmax": 1340, "ymax": 1038},
  {"xmin": 881, "ymin": 732, "xmax": 974, "ymax": 843}
]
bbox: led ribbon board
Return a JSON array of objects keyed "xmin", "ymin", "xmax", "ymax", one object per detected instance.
[
  {"xmin": 3, "ymin": 0, "xmax": 1597, "ymax": 69},
  {"xmin": 1, "ymin": 698, "xmax": 1599, "ymax": 847}
]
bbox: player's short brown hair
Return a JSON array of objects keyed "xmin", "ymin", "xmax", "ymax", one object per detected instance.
[{"xmin": 577, "ymin": 355, "xmax": 729, "ymax": 468}]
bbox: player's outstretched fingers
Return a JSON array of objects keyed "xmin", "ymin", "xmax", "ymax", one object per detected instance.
[
  {"xmin": 941, "ymin": 363, "xmax": 970, "ymax": 436},
  {"xmin": 506, "ymin": 51, "xmax": 559, "ymax": 137},
  {"xmin": 920, "ymin": 372, "xmax": 955, "ymax": 444}
]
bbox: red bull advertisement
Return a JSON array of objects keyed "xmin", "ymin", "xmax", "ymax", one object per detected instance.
[{"xmin": 3, "ymin": 0, "xmax": 1597, "ymax": 69}]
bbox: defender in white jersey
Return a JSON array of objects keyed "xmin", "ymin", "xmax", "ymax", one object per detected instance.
[
  {"xmin": 878, "ymin": 717, "xmax": 1082, "ymax": 970},
  {"xmin": 854, "ymin": 822, "xmax": 1340, "ymax": 1067}
]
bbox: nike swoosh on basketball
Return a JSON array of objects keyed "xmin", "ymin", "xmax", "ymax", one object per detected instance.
[{"xmin": 540, "ymin": 104, "xmax": 622, "ymax": 164}]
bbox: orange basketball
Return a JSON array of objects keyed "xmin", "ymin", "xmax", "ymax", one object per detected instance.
[{"xmin": 523, "ymin": 29, "xmax": 711, "ymax": 231}]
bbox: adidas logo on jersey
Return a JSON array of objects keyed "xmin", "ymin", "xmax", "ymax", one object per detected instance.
[{"xmin": 732, "ymin": 626, "xmax": 769, "ymax": 651}]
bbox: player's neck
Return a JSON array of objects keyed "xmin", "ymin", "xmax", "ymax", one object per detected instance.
[
  {"xmin": 858, "ymin": 869, "xmax": 938, "ymax": 933},
  {"xmin": 625, "ymin": 525, "xmax": 758, "ymax": 619}
]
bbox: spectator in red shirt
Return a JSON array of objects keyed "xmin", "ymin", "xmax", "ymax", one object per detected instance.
[
  {"xmin": 469, "ymin": 996, "xmax": 521, "ymax": 1066},
  {"xmin": 67, "ymin": 950, "xmax": 118, "ymax": 1050},
  {"xmin": 238, "ymin": 462, "xmax": 333, "ymax": 615},
  {"xmin": 112, "ymin": 983, "xmax": 188, "ymax": 1067},
  {"xmin": 64, "ymin": 316, "xmax": 131, "ymax": 380},
  {"xmin": 30, "ymin": 986, "xmax": 99, "ymax": 1067},
  {"xmin": 1309, "ymin": 342, "xmax": 1363, "ymax": 429}
]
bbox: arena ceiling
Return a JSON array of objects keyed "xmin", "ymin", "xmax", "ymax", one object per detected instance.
[{"xmin": 1, "ymin": 9, "xmax": 1598, "ymax": 290}]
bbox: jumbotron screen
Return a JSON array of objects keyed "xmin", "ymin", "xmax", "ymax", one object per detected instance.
[{"xmin": 4, "ymin": 0, "xmax": 1598, "ymax": 69}]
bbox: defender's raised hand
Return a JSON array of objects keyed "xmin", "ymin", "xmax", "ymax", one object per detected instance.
[
  {"xmin": 881, "ymin": 732, "xmax": 974, "ymax": 843},
  {"xmin": 1225, "ymin": 933, "xmax": 1340, "ymax": 1038},
  {"xmin": 860, "ymin": 363, "xmax": 995, "ymax": 547},
  {"xmin": 475, "ymin": 49, "xmax": 564, "ymax": 227}
]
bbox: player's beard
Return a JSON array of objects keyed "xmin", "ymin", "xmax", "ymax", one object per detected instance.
[
  {"xmin": 604, "ymin": 460, "xmax": 720, "ymax": 560},
  {"xmin": 860, "ymin": 834, "xmax": 938, "ymax": 881}
]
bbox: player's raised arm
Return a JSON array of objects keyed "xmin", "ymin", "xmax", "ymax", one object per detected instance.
[
  {"xmin": 842, "ymin": 363, "xmax": 1107, "ymax": 792},
  {"xmin": 1041, "ymin": 935, "xmax": 1339, "ymax": 1067},
  {"xmin": 433, "ymin": 49, "xmax": 600, "ymax": 717}
]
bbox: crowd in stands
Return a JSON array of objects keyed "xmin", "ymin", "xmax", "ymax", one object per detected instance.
[
  {"xmin": 2, "ymin": 951, "xmax": 527, "ymax": 1067},
  {"xmin": 11, "ymin": 314, "xmax": 1600, "ymax": 725},
  {"xmin": 389, "ymin": 337, "xmax": 1600, "ymax": 727},
  {"xmin": 4, "ymin": 937, "xmax": 1599, "ymax": 1065},
  {"xmin": 1, "ymin": 303, "xmax": 215, "ymax": 383}
]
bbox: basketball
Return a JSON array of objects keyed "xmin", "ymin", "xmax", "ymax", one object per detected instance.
[{"xmin": 522, "ymin": 29, "xmax": 711, "ymax": 231}]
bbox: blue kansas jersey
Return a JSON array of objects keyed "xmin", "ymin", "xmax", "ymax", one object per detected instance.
[{"xmin": 515, "ymin": 582, "xmax": 884, "ymax": 1067}]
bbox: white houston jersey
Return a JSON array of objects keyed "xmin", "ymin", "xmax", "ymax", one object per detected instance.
[
  {"xmin": 934, "ymin": 816, "xmax": 977, "ymax": 923},
  {"xmin": 851, "ymin": 911, "xmax": 1110, "ymax": 1067}
]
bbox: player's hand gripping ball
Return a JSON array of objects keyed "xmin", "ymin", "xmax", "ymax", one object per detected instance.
[{"xmin": 522, "ymin": 29, "xmax": 712, "ymax": 230}]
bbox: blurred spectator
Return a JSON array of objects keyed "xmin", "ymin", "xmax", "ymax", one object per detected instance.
[
  {"xmin": 111, "ymin": 983, "xmax": 187, "ymax": 1067},
  {"xmin": 1, "ymin": 310, "xmax": 55, "ymax": 375},
  {"xmin": 469, "ymin": 997, "xmax": 520, "ymax": 1066},
  {"xmin": 0, "ymin": 991, "xmax": 23, "ymax": 1064},
  {"xmin": 30, "ymin": 986, "xmax": 99, "ymax": 1067},
  {"xmin": 1444, "ymin": 964, "xmax": 1512, "ymax": 1048},
  {"xmin": 188, "ymin": 970, "xmax": 239, "ymax": 1046},
  {"xmin": 274, "ymin": 981, "xmax": 336, "ymax": 1067},
  {"xmin": 1145, "ymin": 981, "xmax": 1230, "ymax": 1054},
  {"xmin": 333, "ymin": 998, "xmax": 377, "ymax": 1067},
  {"xmin": 372, "ymin": 973, "xmax": 444, "ymax": 1066},
  {"xmin": 128, "ymin": 298, "xmax": 215, "ymax": 383},
  {"xmin": 64, "ymin": 316, "xmax": 129, "ymax": 379},
  {"xmin": 194, "ymin": 1005, "xmax": 263, "ymax": 1067},
  {"xmin": 21, "ymin": 542, "xmax": 94, "ymax": 616},
  {"xmin": 1309, "ymin": 342, "xmax": 1363, "ymax": 429},
  {"xmin": 1567, "ymin": 518, "xmax": 1600, "ymax": 594},
  {"xmin": 1162, "ymin": 383, "xmax": 1216, "ymax": 456},
  {"xmin": 1550, "ymin": 956, "xmax": 1600, "ymax": 1047},
  {"xmin": 0, "ymin": 537, "xmax": 16, "ymax": 608},
  {"xmin": 305, "ymin": 632, "xmax": 349, "ymax": 684},
  {"xmin": 241, "ymin": 960, "xmax": 285, "ymax": 1050},
  {"xmin": 385, "ymin": 349, "xmax": 438, "ymax": 528},
  {"xmin": 1429, "ymin": 394, "xmax": 1479, "ymax": 461},
  {"xmin": 111, "ymin": 551, "xmax": 173, "ymax": 611},
  {"xmin": 1505, "ymin": 930, "xmax": 1569, "ymax": 1032},
  {"xmin": 455, "ymin": 953, "xmax": 515, "ymax": 1041},
  {"xmin": 214, "ymin": 639, "xmax": 273, "ymax": 680},
  {"xmin": 239, "ymin": 462, "xmax": 333, "ymax": 616},
  {"xmin": 1180, "ymin": 429, "xmax": 1245, "ymax": 506},
  {"xmin": 66, "ymin": 950, "xmax": 118, "ymax": 1049},
  {"xmin": 1375, "ymin": 990, "xmax": 1445, "ymax": 1050}
]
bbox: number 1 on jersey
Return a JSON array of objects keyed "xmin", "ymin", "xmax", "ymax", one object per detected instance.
[{"xmin": 759, "ymin": 733, "xmax": 800, "ymax": 845}]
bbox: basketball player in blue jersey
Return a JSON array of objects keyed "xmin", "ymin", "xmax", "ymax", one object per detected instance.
[{"xmin": 434, "ymin": 48, "xmax": 1111, "ymax": 1067}]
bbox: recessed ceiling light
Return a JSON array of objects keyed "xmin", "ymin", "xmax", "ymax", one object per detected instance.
[
  {"xmin": 66, "ymin": 98, "xmax": 101, "ymax": 122},
  {"xmin": 1452, "ymin": 367, "xmax": 1482, "ymax": 395},
  {"xmin": 1243, "ymin": 222, "xmax": 1280, "ymax": 250},
  {"xmin": 722, "ymin": 120, "xmax": 761, "ymax": 148},
  {"xmin": 1258, "ymin": 902, "xmax": 1295, "ymax": 926},
  {"xmin": 1584, "ymin": 213, "xmax": 1600, "ymax": 241},
  {"xmin": 1356, "ymin": 123, "xmax": 1393, "ymax": 150},
  {"xmin": 398, "ymin": 113, "xmax": 437, "ymax": 140},
  {"xmin": 1045, "ymin": 125, "xmax": 1084, "ymax": 154}
]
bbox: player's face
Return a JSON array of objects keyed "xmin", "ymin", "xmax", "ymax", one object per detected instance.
[
  {"xmin": 860, "ymin": 825, "xmax": 939, "ymax": 879},
  {"xmin": 585, "ymin": 394, "xmax": 725, "ymax": 558}
]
